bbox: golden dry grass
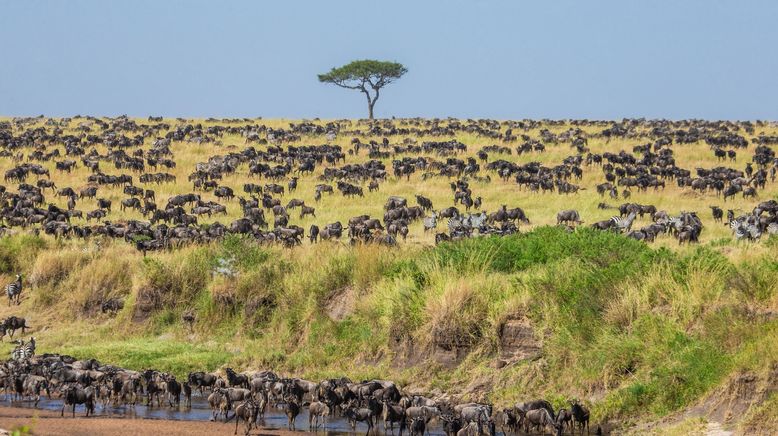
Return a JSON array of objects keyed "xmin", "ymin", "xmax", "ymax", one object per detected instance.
[{"xmin": 0, "ymin": 116, "xmax": 775, "ymax": 258}]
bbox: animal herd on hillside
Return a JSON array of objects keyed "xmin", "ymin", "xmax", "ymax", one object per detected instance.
[
  {"xmin": 1, "ymin": 348, "xmax": 594, "ymax": 436},
  {"xmin": 0, "ymin": 116, "xmax": 775, "ymax": 252},
  {"xmin": 2, "ymin": 117, "xmax": 777, "ymax": 435}
]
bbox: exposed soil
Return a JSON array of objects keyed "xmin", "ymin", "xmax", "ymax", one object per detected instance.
[
  {"xmin": 0, "ymin": 406, "xmax": 304, "ymax": 436},
  {"xmin": 690, "ymin": 364, "xmax": 778, "ymax": 428},
  {"xmin": 498, "ymin": 316, "xmax": 541, "ymax": 362},
  {"xmin": 324, "ymin": 286, "xmax": 356, "ymax": 321},
  {"xmin": 631, "ymin": 363, "xmax": 778, "ymax": 435}
]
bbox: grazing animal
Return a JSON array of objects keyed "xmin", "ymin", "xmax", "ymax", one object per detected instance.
[
  {"xmin": 345, "ymin": 404, "xmax": 375, "ymax": 436},
  {"xmin": 557, "ymin": 209, "xmax": 583, "ymax": 226},
  {"xmin": 556, "ymin": 408, "xmax": 573, "ymax": 433},
  {"xmin": 410, "ymin": 417, "xmax": 426, "ymax": 436},
  {"xmin": 381, "ymin": 400, "xmax": 406, "ymax": 435},
  {"xmin": 208, "ymin": 388, "xmax": 232, "ymax": 422},
  {"xmin": 457, "ymin": 422, "xmax": 480, "ymax": 436},
  {"xmin": 710, "ymin": 205, "xmax": 723, "ymax": 222},
  {"xmin": 524, "ymin": 408, "xmax": 557, "ymax": 434},
  {"xmin": 6, "ymin": 274, "xmax": 22, "ymax": 306},
  {"xmin": 3, "ymin": 316, "xmax": 29, "ymax": 339},
  {"xmin": 284, "ymin": 396, "xmax": 301, "ymax": 431},
  {"xmin": 234, "ymin": 398, "xmax": 258, "ymax": 435},
  {"xmin": 309, "ymin": 401, "xmax": 330, "ymax": 431},
  {"xmin": 570, "ymin": 400, "xmax": 590, "ymax": 435},
  {"xmin": 12, "ymin": 336, "xmax": 35, "ymax": 361},
  {"xmin": 61, "ymin": 385, "xmax": 96, "ymax": 417}
]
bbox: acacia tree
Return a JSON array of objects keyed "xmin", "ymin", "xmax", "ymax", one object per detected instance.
[{"xmin": 318, "ymin": 60, "xmax": 407, "ymax": 120}]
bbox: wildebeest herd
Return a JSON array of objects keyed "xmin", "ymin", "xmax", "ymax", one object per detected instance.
[
  {"xmin": 1, "ymin": 348, "xmax": 594, "ymax": 436},
  {"xmin": 0, "ymin": 116, "xmax": 776, "ymax": 252}
]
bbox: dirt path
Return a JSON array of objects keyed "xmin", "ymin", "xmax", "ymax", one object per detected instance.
[
  {"xmin": 706, "ymin": 422, "xmax": 734, "ymax": 436},
  {"xmin": 0, "ymin": 406, "xmax": 306, "ymax": 436}
]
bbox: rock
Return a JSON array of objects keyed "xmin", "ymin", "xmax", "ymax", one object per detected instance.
[
  {"xmin": 499, "ymin": 316, "xmax": 541, "ymax": 361},
  {"xmin": 491, "ymin": 359, "xmax": 507, "ymax": 369}
]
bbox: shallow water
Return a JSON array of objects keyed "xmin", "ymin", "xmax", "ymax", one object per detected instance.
[{"xmin": 0, "ymin": 393, "xmax": 449, "ymax": 435}]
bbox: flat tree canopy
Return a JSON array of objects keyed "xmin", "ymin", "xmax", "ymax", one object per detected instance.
[{"xmin": 318, "ymin": 60, "xmax": 407, "ymax": 119}]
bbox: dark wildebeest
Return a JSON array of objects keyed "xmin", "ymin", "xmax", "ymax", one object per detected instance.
[
  {"xmin": 225, "ymin": 368, "xmax": 249, "ymax": 389},
  {"xmin": 97, "ymin": 198, "xmax": 112, "ymax": 210},
  {"xmin": 284, "ymin": 397, "xmax": 301, "ymax": 431},
  {"xmin": 524, "ymin": 408, "xmax": 557, "ymax": 434},
  {"xmin": 442, "ymin": 414, "xmax": 464, "ymax": 436},
  {"xmin": 410, "ymin": 417, "xmax": 426, "ymax": 436},
  {"xmin": 345, "ymin": 404, "xmax": 375, "ymax": 436},
  {"xmin": 61, "ymin": 385, "xmax": 96, "ymax": 417},
  {"xmin": 79, "ymin": 186, "xmax": 98, "ymax": 199},
  {"xmin": 506, "ymin": 207, "xmax": 530, "ymax": 224},
  {"xmin": 381, "ymin": 400, "xmax": 406, "ymax": 435},
  {"xmin": 516, "ymin": 399, "xmax": 555, "ymax": 421},
  {"xmin": 570, "ymin": 400, "xmax": 590, "ymax": 435},
  {"xmin": 234, "ymin": 398, "xmax": 258, "ymax": 435},
  {"xmin": 3, "ymin": 316, "xmax": 28, "ymax": 339},
  {"xmin": 556, "ymin": 210, "xmax": 583, "ymax": 226},
  {"xmin": 309, "ymin": 224, "xmax": 320, "ymax": 243},
  {"xmin": 710, "ymin": 206, "xmax": 723, "ymax": 223},
  {"xmin": 556, "ymin": 408, "xmax": 573, "ymax": 434},
  {"xmin": 300, "ymin": 205, "xmax": 316, "ymax": 219}
]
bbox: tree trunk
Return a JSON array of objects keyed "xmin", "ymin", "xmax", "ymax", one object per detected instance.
[{"xmin": 362, "ymin": 87, "xmax": 379, "ymax": 120}]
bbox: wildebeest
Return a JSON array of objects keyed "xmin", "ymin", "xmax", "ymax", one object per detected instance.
[
  {"xmin": 556, "ymin": 209, "xmax": 583, "ymax": 226},
  {"xmin": 570, "ymin": 400, "xmax": 590, "ymax": 435},
  {"xmin": 79, "ymin": 186, "xmax": 98, "ymax": 199},
  {"xmin": 61, "ymin": 385, "xmax": 96, "ymax": 417},
  {"xmin": 309, "ymin": 401, "xmax": 330, "ymax": 431},
  {"xmin": 284, "ymin": 396, "xmax": 301, "ymax": 431},
  {"xmin": 345, "ymin": 404, "xmax": 375, "ymax": 436},
  {"xmin": 524, "ymin": 408, "xmax": 557, "ymax": 434},
  {"xmin": 233, "ymin": 398, "xmax": 258, "ymax": 435},
  {"xmin": 710, "ymin": 205, "xmax": 723, "ymax": 222},
  {"xmin": 225, "ymin": 368, "xmax": 249, "ymax": 389},
  {"xmin": 188, "ymin": 371, "xmax": 219, "ymax": 395},
  {"xmin": 208, "ymin": 388, "xmax": 232, "ymax": 422}
]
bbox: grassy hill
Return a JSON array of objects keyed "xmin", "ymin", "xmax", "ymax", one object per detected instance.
[{"xmin": 0, "ymin": 228, "xmax": 775, "ymax": 433}]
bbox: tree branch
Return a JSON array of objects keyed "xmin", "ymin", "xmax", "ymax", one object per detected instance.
[{"xmin": 330, "ymin": 79, "xmax": 363, "ymax": 90}]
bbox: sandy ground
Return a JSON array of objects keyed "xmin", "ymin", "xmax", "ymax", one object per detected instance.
[{"xmin": 0, "ymin": 406, "xmax": 306, "ymax": 436}]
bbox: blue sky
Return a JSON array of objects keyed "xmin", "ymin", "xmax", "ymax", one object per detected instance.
[{"xmin": 1, "ymin": 1, "xmax": 776, "ymax": 119}]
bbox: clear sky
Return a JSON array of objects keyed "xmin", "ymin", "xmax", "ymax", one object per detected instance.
[{"xmin": 1, "ymin": 1, "xmax": 776, "ymax": 120}]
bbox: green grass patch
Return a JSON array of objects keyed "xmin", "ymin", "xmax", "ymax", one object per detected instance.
[{"xmin": 58, "ymin": 338, "xmax": 232, "ymax": 378}]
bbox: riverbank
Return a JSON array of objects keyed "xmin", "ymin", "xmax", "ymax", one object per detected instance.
[{"xmin": 0, "ymin": 406, "xmax": 302, "ymax": 436}]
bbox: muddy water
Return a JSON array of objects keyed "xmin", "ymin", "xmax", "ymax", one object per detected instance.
[{"xmin": 0, "ymin": 394, "xmax": 449, "ymax": 435}]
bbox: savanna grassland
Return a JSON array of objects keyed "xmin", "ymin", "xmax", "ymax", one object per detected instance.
[{"xmin": 0, "ymin": 117, "xmax": 776, "ymax": 434}]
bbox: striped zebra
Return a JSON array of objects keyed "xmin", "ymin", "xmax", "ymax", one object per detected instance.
[
  {"xmin": 666, "ymin": 217, "xmax": 684, "ymax": 235},
  {"xmin": 730, "ymin": 219, "xmax": 761, "ymax": 241},
  {"xmin": 5, "ymin": 274, "xmax": 22, "ymax": 306},
  {"xmin": 11, "ymin": 337, "xmax": 34, "ymax": 361},
  {"xmin": 610, "ymin": 211, "xmax": 637, "ymax": 232}
]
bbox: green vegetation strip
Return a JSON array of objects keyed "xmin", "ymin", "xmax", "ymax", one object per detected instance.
[{"xmin": 2, "ymin": 228, "xmax": 775, "ymax": 426}]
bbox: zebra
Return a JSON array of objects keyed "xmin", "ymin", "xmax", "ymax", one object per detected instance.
[
  {"xmin": 730, "ymin": 218, "xmax": 761, "ymax": 241},
  {"xmin": 768, "ymin": 222, "xmax": 778, "ymax": 235},
  {"xmin": 610, "ymin": 211, "xmax": 637, "ymax": 233},
  {"xmin": 423, "ymin": 213, "xmax": 438, "ymax": 232},
  {"xmin": 6, "ymin": 274, "xmax": 22, "ymax": 306},
  {"xmin": 11, "ymin": 337, "xmax": 34, "ymax": 361}
]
